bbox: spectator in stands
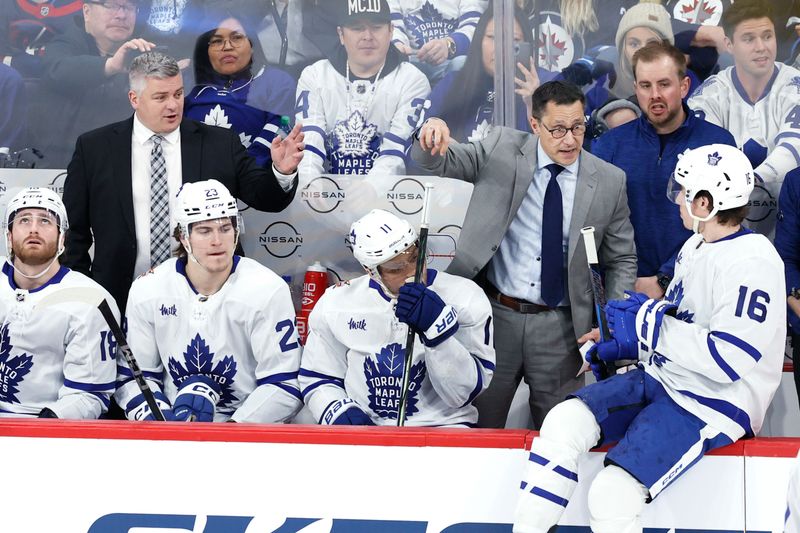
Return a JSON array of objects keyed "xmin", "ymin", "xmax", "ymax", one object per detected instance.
[
  {"xmin": 774, "ymin": 167, "xmax": 800, "ymax": 409},
  {"xmin": 0, "ymin": 63, "xmax": 27, "ymax": 154},
  {"xmin": 388, "ymin": 0, "xmax": 488, "ymax": 84},
  {"xmin": 425, "ymin": 4, "xmax": 539, "ymax": 143},
  {"xmin": 219, "ymin": 0, "xmax": 324, "ymax": 81},
  {"xmin": 184, "ymin": 10, "xmax": 297, "ymax": 168},
  {"xmin": 61, "ymin": 52, "xmax": 303, "ymax": 312},
  {"xmin": 295, "ymin": 0, "xmax": 429, "ymax": 179},
  {"xmin": 593, "ymin": 41, "xmax": 735, "ymax": 299},
  {"xmin": 299, "ymin": 209, "xmax": 495, "ymax": 427},
  {"xmin": 0, "ymin": 0, "xmax": 84, "ymax": 78},
  {"xmin": 565, "ymin": 1, "xmax": 701, "ymax": 118},
  {"xmin": 688, "ymin": 0, "xmax": 800, "ymax": 237},
  {"xmin": 517, "ymin": 0, "xmax": 640, "ymax": 76},
  {"xmin": 412, "ymin": 81, "xmax": 636, "ymax": 429},
  {"xmin": 35, "ymin": 0, "xmax": 156, "ymax": 168}
]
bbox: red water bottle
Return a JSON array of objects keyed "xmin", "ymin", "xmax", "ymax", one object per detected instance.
[{"xmin": 296, "ymin": 261, "xmax": 328, "ymax": 345}]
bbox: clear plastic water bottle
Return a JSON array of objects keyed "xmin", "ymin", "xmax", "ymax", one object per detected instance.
[{"xmin": 279, "ymin": 115, "xmax": 292, "ymax": 139}]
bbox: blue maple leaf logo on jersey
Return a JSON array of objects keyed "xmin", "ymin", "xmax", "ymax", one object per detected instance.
[
  {"xmin": 404, "ymin": 2, "xmax": 455, "ymax": 48},
  {"xmin": 789, "ymin": 77, "xmax": 800, "ymax": 94},
  {"xmin": 649, "ymin": 351, "xmax": 670, "ymax": 368},
  {"xmin": 364, "ymin": 342, "xmax": 426, "ymax": 419},
  {"xmin": 168, "ymin": 333, "xmax": 238, "ymax": 409},
  {"xmin": 0, "ymin": 324, "xmax": 33, "ymax": 404},
  {"xmin": 665, "ymin": 280, "xmax": 694, "ymax": 323},
  {"xmin": 330, "ymin": 111, "xmax": 381, "ymax": 174}
]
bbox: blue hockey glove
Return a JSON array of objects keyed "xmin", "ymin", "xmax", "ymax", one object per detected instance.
[
  {"xmin": 395, "ymin": 282, "xmax": 459, "ymax": 347},
  {"xmin": 605, "ymin": 291, "xmax": 648, "ymax": 335},
  {"xmin": 322, "ymin": 398, "xmax": 375, "ymax": 425},
  {"xmin": 172, "ymin": 375, "xmax": 221, "ymax": 422},
  {"xmin": 125, "ymin": 392, "xmax": 175, "ymax": 421}
]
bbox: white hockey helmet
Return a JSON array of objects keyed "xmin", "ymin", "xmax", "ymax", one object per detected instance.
[
  {"xmin": 668, "ymin": 144, "xmax": 754, "ymax": 223},
  {"xmin": 349, "ymin": 209, "xmax": 417, "ymax": 280},
  {"xmin": 4, "ymin": 187, "xmax": 68, "ymax": 234},
  {"xmin": 174, "ymin": 179, "xmax": 241, "ymax": 237}
]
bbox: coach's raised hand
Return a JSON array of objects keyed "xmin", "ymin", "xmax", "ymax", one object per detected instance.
[{"xmin": 419, "ymin": 117, "xmax": 451, "ymax": 157}]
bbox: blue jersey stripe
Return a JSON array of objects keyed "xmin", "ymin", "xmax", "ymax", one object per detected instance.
[
  {"xmin": 306, "ymin": 144, "xmax": 327, "ymax": 161},
  {"xmin": 117, "ymin": 365, "xmax": 162, "ymax": 382},
  {"xmin": 529, "ymin": 452, "xmax": 548, "ymax": 466},
  {"xmin": 301, "ymin": 125, "xmax": 328, "ymax": 140},
  {"xmin": 530, "ymin": 486, "xmax": 568, "ymax": 507},
  {"xmin": 64, "ymin": 379, "xmax": 115, "ymax": 392},
  {"xmin": 274, "ymin": 382, "xmax": 303, "ymax": 400},
  {"xmin": 706, "ymin": 335, "xmax": 741, "ymax": 381},
  {"xmin": 711, "ymin": 331, "xmax": 762, "ymax": 362},
  {"xmin": 461, "ymin": 357, "xmax": 483, "ymax": 407},
  {"xmin": 383, "ymin": 131, "xmax": 409, "ymax": 147},
  {"xmin": 299, "ymin": 368, "xmax": 343, "ymax": 381},
  {"xmin": 484, "ymin": 316, "xmax": 492, "ymax": 346},
  {"xmin": 554, "ymin": 465, "xmax": 578, "ymax": 482},
  {"xmin": 256, "ymin": 371, "xmax": 299, "ymax": 386},
  {"xmin": 677, "ymin": 389, "xmax": 754, "ymax": 437},
  {"xmin": 301, "ymin": 378, "xmax": 345, "ymax": 398},
  {"xmin": 378, "ymin": 149, "xmax": 406, "ymax": 159}
]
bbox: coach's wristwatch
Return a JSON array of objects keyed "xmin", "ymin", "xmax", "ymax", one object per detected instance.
[
  {"xmin": 656, "ymin": 272, "xmax": 672, "ymax": 292},
  {"xmin": 790, "ymin": 287, "xmax": 800, "ymax": 300}
]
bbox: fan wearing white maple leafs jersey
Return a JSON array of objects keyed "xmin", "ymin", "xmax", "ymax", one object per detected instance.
[
  {"xmin": 513, "ymin": 144, "xmax": 785, "ymax": 533},
  {"xmin": 115, "ymin": 180, "xmax": 302, "ymax": 423},
  {"xmin": 300, "ymin": 209, "xmax": 495, "ymax": 427},
  {"xmin": 687, "ymin": 0, "xmax": 800, "ymax": 237},
  {"xmin": 295, "ymin": 0, "xmax": 430, "ymax": 179},
  {"xmin": 387, "ymin": 0, "xmax": 488, "ymax": 82},
  {"xmin": 0, "ymin": 187, "xmax": 118, "ymax": 419}
]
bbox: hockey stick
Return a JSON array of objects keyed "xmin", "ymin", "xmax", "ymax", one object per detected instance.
[
  {"xmin": 397, "ymin": 183, "xmax": 434, "ymax": 427},
  {"xmin": 35, "ymin": 287, "xmax": 167, "ymax": 421},
  {"xmin": 580, "ymin": 227, "xmax": 613, "ymax": 380}
]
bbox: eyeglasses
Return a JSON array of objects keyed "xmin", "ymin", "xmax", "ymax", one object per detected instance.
[
  {"xmin": 541, "ymin": 122, "xmax": 587, "ymax": 139},
  {"xmin": 87, "ymin": 1, "xmax": 138, "ymax": 15},
  {"xmin": 208, "ymin": 34, "xmax": 248, "ymax": 50}
]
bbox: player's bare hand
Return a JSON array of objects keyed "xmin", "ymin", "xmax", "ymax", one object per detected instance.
[
  {"xmin": 271, "ymin": 122, "xmax": 305, "ymax": 174},
  {"xmin": 394, "ymin": 42, "xmax": 415, "ymax": 56},
  {"xmin": 634, "ymin": 276, "xmax": 665, "ymax": 299},
  {"xmin": 105, "ymin": 38, "xmax": 156, "ymax": 76},
  {"xmin": 417, "ymin": 38, "xmax": 449, "ymax": 65},
  {"xmin": 419, "ymin": 118, "xmax": 450, "ymax": 156},
  {"xmin": 577, "ymin": 328, "xmax": 600, "ymax": 344}
]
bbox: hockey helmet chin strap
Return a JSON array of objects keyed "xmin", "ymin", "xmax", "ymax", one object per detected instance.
[{"xmin": 5, "ymin": 232, "xmax": 66, "ymax": 281}]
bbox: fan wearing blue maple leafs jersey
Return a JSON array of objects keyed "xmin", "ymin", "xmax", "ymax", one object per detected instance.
[
  {"xmin": 115, "ymin": 180, "xmax": 302, "ymax": 423},
  {"xmin": 300, "ymin": 209, "xmax": 495, "ymax": 427},
  {"xmin": 295, "ymin": 0, "xmax": 430, "ymax": 180},
  {"xmin": 0, "ymin": 187, "xmax": 119, "ymax": 419},
  {"xmin": 513, "ymin": 144, "xmax": 785, "ymax": 533}
]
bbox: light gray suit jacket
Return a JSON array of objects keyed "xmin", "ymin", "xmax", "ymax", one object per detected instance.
[{"xmin": 412, "ymin": 126, "xmax": 637, "ymax": 338}]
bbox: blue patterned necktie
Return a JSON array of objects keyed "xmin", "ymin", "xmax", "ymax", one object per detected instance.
[
  {"xmin": 149, "ymin": 134, "xmax": 170, "ymax": 267},
  {"xmin": 540, "ymin": 163, "xmax": 565, "ymax": 307}
]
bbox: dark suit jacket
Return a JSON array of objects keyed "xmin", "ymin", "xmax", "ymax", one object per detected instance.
[{"xmin": 62, "ymin": 116, "xmax": 298, "ymax": 312}]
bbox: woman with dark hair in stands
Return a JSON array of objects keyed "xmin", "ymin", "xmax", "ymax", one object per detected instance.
[
  {"xmin": 425, "ymin": 3, "xmax": 541, "ymax": 143},
  {"xmin": 184, "ymin": 9, "xmax": 296, "ymax": 167}
]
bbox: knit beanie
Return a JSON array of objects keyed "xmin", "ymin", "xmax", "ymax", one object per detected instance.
[{"xmin": 612, "ymin": 1, "xmax": 674, "ymax": 99}]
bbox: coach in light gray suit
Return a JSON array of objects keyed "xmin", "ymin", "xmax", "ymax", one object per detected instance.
[{"xmin": 412, "ymin": 81, "xmax": 636, "ymax": 429}]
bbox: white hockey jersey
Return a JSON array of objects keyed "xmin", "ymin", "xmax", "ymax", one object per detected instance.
[
  {"xmin": 388, "ymin": 0, "xmax": 488, "ymax": 56},
  {"xmin": 299, "ymin": 270, "xmax": 495, "ymax": 426},
  {"xmin": 0, "ymin": 261, "xmax": 118, "ymax": 419},
  {"xmin": 115, "ymin": 257, "xmax": 302, "ymax": 423},
  {"xmin": 295, "ymin": 56, "xmax": 430, "ymax": 178},
  {"xmin": 637, "ymin": 230, "xmax": 786, "ymax": 440},
  {"xmin": 688, "ymin": 64, "xmax": 800, "ymax": 235}
]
